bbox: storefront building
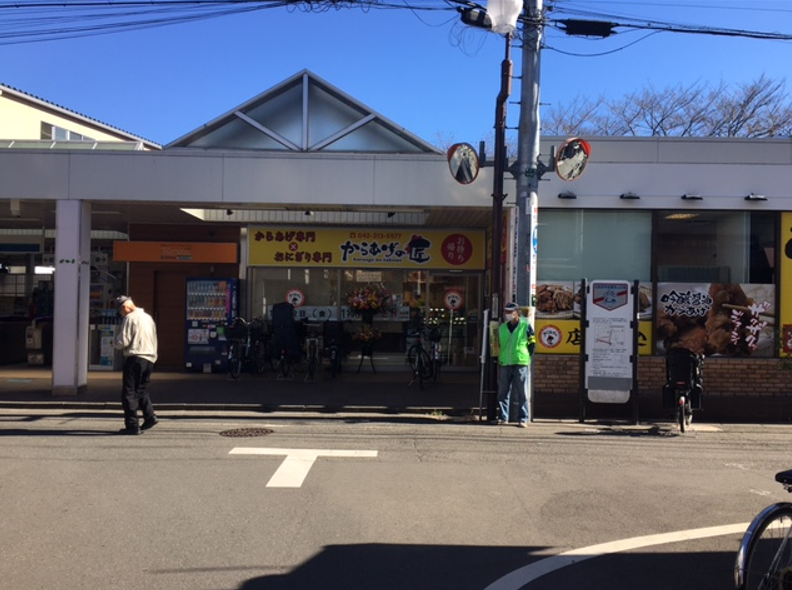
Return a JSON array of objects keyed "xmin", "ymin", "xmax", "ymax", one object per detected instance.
[
  {"xmin": 1, "ymin": 72, "xmax": 792, "ymax": 420},
  {"xmin": 532, "ymin": 137, "xmax": 792, "ymax": 421},
  {"xmin": 247, "ymin": 227, "xmax": 485, "ymax": 369}
]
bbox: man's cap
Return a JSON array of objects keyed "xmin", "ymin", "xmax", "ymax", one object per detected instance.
[
  {"xmin": 504, "ymin": 302, "xmax": 520, "ymax": 312},
  {"xmin": 116, "ymin": 295, "xmax": 132, "ymax": 309}
]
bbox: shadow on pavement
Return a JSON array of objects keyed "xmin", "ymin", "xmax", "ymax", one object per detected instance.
[{"xmin": 166, "ymin": 542, "xmax": 737, "ymax": 590}]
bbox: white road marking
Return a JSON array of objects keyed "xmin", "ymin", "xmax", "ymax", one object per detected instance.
[
  {"xmin": 229, "ymin": 447, "xmax": 378, "ymax": 488},
  {"xmin": 483, "ymin": 523, "xmax": 749, "ymax": 590}
]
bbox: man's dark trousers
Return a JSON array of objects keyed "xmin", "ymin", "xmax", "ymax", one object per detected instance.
[{"xmin": 121, "ymin": 356, "xmax": 155, "ymax": 430}]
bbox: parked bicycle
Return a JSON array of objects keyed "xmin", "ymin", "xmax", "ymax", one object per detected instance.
[
  {"xmin": 661, "ymin": 347, "xmax": 704, "ymax": 432},
  {"xmin": 407, "ymin": 325, "xmax": 442, "ymax": 390},
  {"xmin": 427, "ymin": 326, "xmax": 442, "ymax": 381},
  {"xmin": 270, "ymin": 303, "xmax": 307, "ymax": 379},
  {"xmin": 226, "ymin": 317, "xmax": 269, "ymax": 379},
  {"xmin": 303, "ymin": 331, "xmax": 320, "ymax": 382},
  {"xmin": 735, "ymin": 469, "xmax": 792, "ymax": 590},
  {"xmin": 322, "ymin": 320, "xmax": 347, "ymax": 379}
]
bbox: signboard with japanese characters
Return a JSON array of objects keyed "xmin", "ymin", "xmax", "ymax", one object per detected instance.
[
  {"xmin": 656, "ymin": 282, "xmax": 774, "ymax": 357},
  {"xmin": 780, "ymin": 212, "xmax": 792, "ymax": 356},
  {"xmin": 248, "ymin": 227, "xmax": 485, "ymax": 270},
  {"xmin": 536, "ymin": 318, "xmax": 652, "ymax": 355},
  {"xmin": 584, "ymin": 280, "xmax": 636, "ymax": 404},
  {"xmin": 534, "ymin": 280, "xmax": 652, "ymax": 355}
]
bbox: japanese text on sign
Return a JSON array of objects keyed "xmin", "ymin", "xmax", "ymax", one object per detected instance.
[
  {"xmin": 249, "ymin": 227, "xmax": 484, "ymax": 269},
  {"xmin": 659, "ymin": 289, "xmax": 713, "ymax": 317}
]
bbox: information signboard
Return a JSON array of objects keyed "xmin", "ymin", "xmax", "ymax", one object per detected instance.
[{"xmin": 584, "ymin": 280, "xmax": 636, "ymax": 404}]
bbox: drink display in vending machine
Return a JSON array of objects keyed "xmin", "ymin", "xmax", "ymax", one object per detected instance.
[{"xmin": 184, "ymin": 278, "xmax": 237, "ymax": 372}]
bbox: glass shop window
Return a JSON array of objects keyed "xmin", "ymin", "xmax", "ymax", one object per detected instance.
[
  {"xmin": 655, "ymin": 211, "xmax": 776, "ymax": 358},
  {"xmin": 656, "ymin": 211, "xmax": 775, "ymax": 284},
  {"xmin": 250, "ymin": 267, "xmax": 339, "ymax": 321},
  {"xmin": 537, "ymin": 210, "xmax": 652, "ymax": 281},
  {"xmin": 340, "ymin": 269, "xmax": 404, "ymax": 321}
]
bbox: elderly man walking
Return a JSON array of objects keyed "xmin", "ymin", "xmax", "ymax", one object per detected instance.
[{"xmin": 113, "ymin": 295, "xmax": 159, "ymax": 435}]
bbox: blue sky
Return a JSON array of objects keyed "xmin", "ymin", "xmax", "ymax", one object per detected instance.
[{"xmin": 2, "ymin": 1, "xmax": 792, "ymax": 148}]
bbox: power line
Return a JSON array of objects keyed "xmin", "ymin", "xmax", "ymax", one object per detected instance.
[{"xmin": 0, "ymin": 0, "xmax": 791, "ymax": 45}]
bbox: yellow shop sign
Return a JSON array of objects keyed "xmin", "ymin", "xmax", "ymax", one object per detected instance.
[{"xmin": 249, "ymin": 227, "xmax": 485, "ymax": 270}]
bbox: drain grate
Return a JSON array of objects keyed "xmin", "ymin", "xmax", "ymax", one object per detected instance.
[{"xmin": 219, "ymin": 427, "xmax": 274, "ymax": 438}]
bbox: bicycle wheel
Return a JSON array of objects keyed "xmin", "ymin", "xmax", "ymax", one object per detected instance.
[
  {"xmin": 678, "ymin": 395, "xmax": 686, "ymax": 433},
  {"xmin": 432, "ymin": 345, "xmax": 441, "ymax": 381},
  {"xmin": 684, "ymin": 398, "xmax": 693, "ymax": 428},
  {"xmin": 306, "ymin": 354, "xmax": 317, "ymax": 382},
  {"xmin": 279, "ymin": 353, "xmax": 292, "ymax": 378},
  {"xmin": 329, "ymin": 347, "xmax": 339, "ymax": 379},
  {"xmin": 254, "ymin": 341, "xmax": 268, "ymax": 374},
  {"xmin": 735, "ymin": 502, "xmax": 792, "ymax": 590},
  {"xmin": 228, "ymin": 340, "xmax": 242, "ymax": 379},
  {"xmin": 407, "ymin": 346, "xmax": 432, "ymax": 380}
]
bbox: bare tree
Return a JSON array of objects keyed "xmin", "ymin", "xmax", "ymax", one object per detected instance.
[{"xmin": 542, "ymin": 75, "xmax": 792, "ymax": 138}]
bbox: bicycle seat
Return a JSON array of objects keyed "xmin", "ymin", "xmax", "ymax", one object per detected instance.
[{"xmin": 775, "ymin": 469, "xmax": 792, "ymax": 486}]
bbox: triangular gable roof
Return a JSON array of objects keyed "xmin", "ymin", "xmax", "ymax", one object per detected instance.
[
  {"xmin": 166, "ymin": 70, "xmax": 441, "ymax": 154},
  {"xmin": 0, "ymin": 82, "xmax": 161, "ymax": 149}
]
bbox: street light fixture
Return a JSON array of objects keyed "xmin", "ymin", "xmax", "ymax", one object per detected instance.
[{"xmin": 487, "ymin": 0, "xmax": 523, "ymax": 34}]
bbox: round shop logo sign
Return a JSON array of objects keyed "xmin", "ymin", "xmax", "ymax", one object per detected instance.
[
  {"xmin": 286, "ymin": 288, "xmax": 305, "ymax": 308},
  {"xmin": 441, "ymin": 234, "xmax": 473, "ymax": 266},
  {"xmin": 539, "ymin": 324, "xmax": 562, "ymax": 349},
  {"xmin": 444, "ymin": 290, "xmax": 464, "ymax": 311}
]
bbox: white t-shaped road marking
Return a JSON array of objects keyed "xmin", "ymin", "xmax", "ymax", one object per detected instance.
[{"xmin": 229, "ymin": 447, "xmax": 378, "ymax": 488}]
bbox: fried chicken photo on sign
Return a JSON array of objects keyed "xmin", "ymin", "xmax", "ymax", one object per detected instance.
[
  {"xmin": 705, "ymin": 283, "xmax": 751, "ymax": 356},
  {"xmin": 536, "ymin": 284, "xmax": 574, "ymax": 314},
  {"xmin": 657, "ymin": 304, "xmax": 706, "ymax": 355}
]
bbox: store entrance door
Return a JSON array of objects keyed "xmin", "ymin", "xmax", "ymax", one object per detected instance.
[
  {"xmin": 426, "ymin": 273, "xmax": 481, "ymax": 369},
  {"xmin": 154, "ymin": 271, "xmax": 187, "ymax": 369}
]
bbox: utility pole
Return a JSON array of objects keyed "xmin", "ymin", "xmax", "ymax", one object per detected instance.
[
  {"xmin": 515, "ymin": 0, "xmax": 542, "ymax": 312},
  {"xmin": 515, "ymin": 0, "xmax": 543, "ymax": 419},
  {"xmin": 486, "ymin": 32, "xmax": 513, "ymax": 421}
]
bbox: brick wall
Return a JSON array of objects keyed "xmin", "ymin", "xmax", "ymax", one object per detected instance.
[{"xmin": 533, "ymin": 355, "xmax": 792, "ymax": 423}]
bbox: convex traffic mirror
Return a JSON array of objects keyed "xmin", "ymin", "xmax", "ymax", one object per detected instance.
[
  {"xmin": 556, "ymin": 137, "xmax": 591, "ymax": 182},
  {"xmin": 447, "ymin": 142, "xmax": 480, "ymax": 185}
]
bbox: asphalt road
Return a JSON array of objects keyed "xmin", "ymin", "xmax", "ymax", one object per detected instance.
[{"xmin": 1, "ymin": 409, "xmax": 790, "ymax": 590}]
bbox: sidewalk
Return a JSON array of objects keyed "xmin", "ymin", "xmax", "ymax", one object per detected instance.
[{"xmin": 0, "ymin": 364, "xmax": 484, "ymax": 416}]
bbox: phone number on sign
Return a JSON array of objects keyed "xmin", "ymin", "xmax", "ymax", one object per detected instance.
[{"xmin": 348, "ymin": 232, "xmax": 403, "ymax": 240}]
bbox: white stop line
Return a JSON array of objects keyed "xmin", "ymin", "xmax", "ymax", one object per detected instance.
[
  {"xmin": 229, "ymin": 447, "xmax": 378, "ymax": 488},
  {"xmin": 483, "ymin": 523, "xmax": 749, "ymax": 590}
]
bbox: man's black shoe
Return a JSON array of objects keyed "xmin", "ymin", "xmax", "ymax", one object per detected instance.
[
  {"xmin": 141, "ymin": 417, "xmax": 159, "ymax": 431},
  {"xmin": 118, "ymin": 427, "xmax": 141, "ymax": 435}
]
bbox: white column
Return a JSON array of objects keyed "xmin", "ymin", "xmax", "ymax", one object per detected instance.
[{"xmin": 52, "ymin": 200, "xmax": 91, "ymax": 396}]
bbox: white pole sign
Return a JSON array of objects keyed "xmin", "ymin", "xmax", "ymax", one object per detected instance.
[{"xmin": 585, "ymin": 281, "xmax": 634, "ymax": 403}]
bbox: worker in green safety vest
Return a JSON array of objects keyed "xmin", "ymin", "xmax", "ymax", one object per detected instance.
[{"xmin": 496, "ymin": 302, "xmax": 536, "ymax": 427}]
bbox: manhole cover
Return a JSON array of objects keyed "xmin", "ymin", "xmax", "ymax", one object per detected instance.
[{"xmin": 219, "ymin": 427, "xmax": 274, "ymax": 438}]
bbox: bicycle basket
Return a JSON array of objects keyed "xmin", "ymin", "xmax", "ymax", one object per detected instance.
[
  {"xmin": 428, "ymin": 328, "xmax": 442, "ymax": 343},
  {"xmin": 249, "ymin": 320, "xmax": 267, "ymax": 339},
  {"xmin": 225, "ymin": 322, "xmax": 247, "ymax": 340}
]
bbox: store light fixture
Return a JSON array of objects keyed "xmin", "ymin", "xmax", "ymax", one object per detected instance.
[
  {"xmin": 665, "ymin": 213, "xmax": 699, "ymax": 220},
  {"xmin": 620, "ymin": 192, "xmax": 640, "ymax": 200},
  {"xmin": 304, "ymin": 210, "xmax": 314, "ymax": 216},
  {"xmin": 745, "ymin": 193, "xmax": 767, "ymax": 201},
  {"xmin": 557, "ymin": 191, "xmax": 577, "ymax": 199},
  {"xmin": 681, "ymin": 193, "xmax": 703, "ymax": 200}
]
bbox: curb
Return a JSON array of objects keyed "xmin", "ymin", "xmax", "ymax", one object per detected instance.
[{"xmin": 0, "ymin": 400, "xmax": 482, "ymax": 417}]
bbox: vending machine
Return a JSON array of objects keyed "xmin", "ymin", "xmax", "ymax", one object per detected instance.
[{"xmin": 184, "ymin": 277, "xmax": 238, "ymax": 372}]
